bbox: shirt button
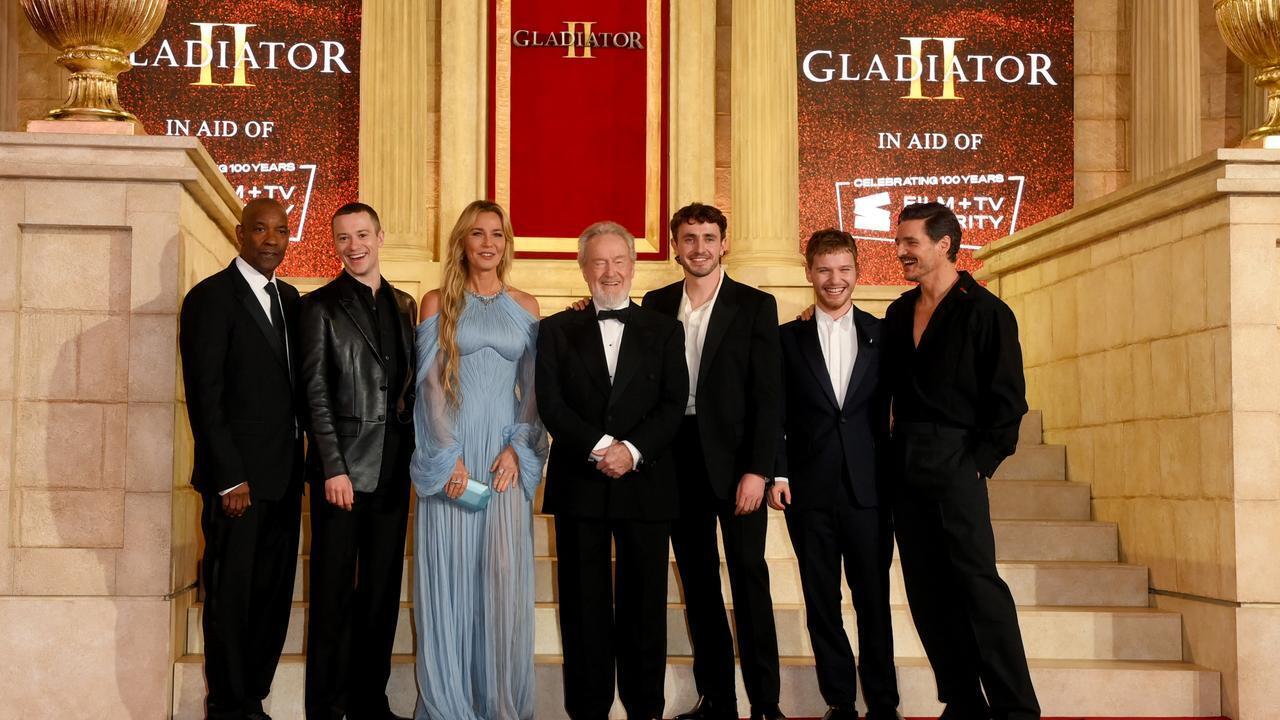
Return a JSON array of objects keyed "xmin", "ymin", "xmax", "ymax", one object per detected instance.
[
  {"xmin": 840, "ymin": 417, "xmax": 847, "ymax": 424},
  {"xmin": 383, "ymin": 354, "xmax": 390, "ymax": 361},
  {"xmin": 377, "ymin": 414, "xmax": 385, "ymax": 421}
]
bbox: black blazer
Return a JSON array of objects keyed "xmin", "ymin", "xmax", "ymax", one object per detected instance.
[
  {"xmin": 642, "ymin": 275, "xmax": 782, "ymax": 497},
  {"xmin": 179, "ymin": 261, "xmax": 302, "ymax": 501},
  {"xmin": 775, "ymin": 307, "xmax": 886, "ymax": 509},
  {"xmin": 536, "ymin": 303, "xmax": 689, "ymax": 521},
  {"xmin": 299, "ymin": 274, "xmax": 417, "ymax": 492}
]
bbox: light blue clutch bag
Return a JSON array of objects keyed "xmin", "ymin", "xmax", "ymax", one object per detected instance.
[{"xmin": 453, "ymin": 477, "xmax": 492, "ymax": 511}]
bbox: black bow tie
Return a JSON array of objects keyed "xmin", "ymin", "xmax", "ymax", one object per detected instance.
[{"xmin": 597, "ymin": 307, "xmax": 630, "ymax": 324}]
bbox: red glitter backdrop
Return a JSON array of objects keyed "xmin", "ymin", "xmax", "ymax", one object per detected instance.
[
  {"xmin": 796, "ymin": 0, "xmax": 1074, "ymax": 285},
  {"xmin": 119, "ymin": 0, "xmax": 362, "ymax": 278}
]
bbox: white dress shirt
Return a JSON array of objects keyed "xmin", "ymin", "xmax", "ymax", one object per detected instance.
[
  {"xmin": 816, "ymin": 305, "xmax": 858, "ymax": 408},
  {"xmin": 677, "ymin": 268, "xmax": 725, "ymax": 415},
  {"xmin": 590, "ymin": 300, "xmax": 642, "ymax": 468},
  {"xmin": 224, "ymin": 257, "xmax": 287, "ymax": 496},
  {"xmin": 776, "ymin": 306, "xmax": 858, "ymax": 487}
]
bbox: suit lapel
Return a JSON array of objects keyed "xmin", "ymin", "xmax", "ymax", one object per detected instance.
[
  {"xmin": 842, "ymin": 312, "xmax": 875, "ymax": 411},
  {"xmin": 228, "ymin": 263, "xmax": 288, "ymax": 370},
  {"xmin": 571, "ymin": 307, "xmax": 612, "ymax": 395},
  {"xmin": 697, "ymin": 275, "xmax": 738, "ymax": 393},
  {"xmin": 798, "ymin": 317, "xmax": 841, "ymax": 410},
  {"xmin": 336, "ymin": 278, "xmax": 383, "ymax": 365},
  {"xmin": 608, "ymin": 306, "xmax": 648, "ymax": 407},
  {"xmin": 649, "ymin": 282, "xmax": 682, "ymax": 318}
]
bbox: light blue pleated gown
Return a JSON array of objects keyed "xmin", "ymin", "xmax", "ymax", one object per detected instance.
[{"xmin": 410, "ymin": 290, "xmax": 547, "ymax": 720}]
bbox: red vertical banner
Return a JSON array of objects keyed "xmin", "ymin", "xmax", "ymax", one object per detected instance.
[
  {"xmin": 796, "ymin": 1, "xmax": 1074, "ymax": 284},
  {"xmin": 119, "ymin": 1, "xmax": 362, "ymax": 278},
  {"xmin": 489, "ymin": 0, "xmax": 669, "ymax": 259}
]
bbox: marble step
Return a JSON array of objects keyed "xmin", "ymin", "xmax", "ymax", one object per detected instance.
[
  {"xmin": 291, "ymin": 556, "xmax": 1151, "ymax": 607},
  {"xmin": 171, "ymin": 654, "xmax": 1221, "ymax": 719},
  {"xmin": 525, "ymin": 516, "xmax": 1117, "ymax": 562},
  {"xmin": 1018, "ymin": 410, "xmax": 1043, "ymax": 445},
  {"xmin": 187, "ymin": 601, "xmax": 1183, "ymax": 663},
  {"xmin": 990, "ymin": 444, "xmax": 1066, "ymax": 481}
]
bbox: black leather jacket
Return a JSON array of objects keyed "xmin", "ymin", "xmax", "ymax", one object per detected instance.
[{"xmin": 300, "ymin": 273, "xmax": 417, "ymax": 492}]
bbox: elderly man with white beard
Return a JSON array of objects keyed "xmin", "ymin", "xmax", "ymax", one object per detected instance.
[{"xmin": 535, "ymin": 221, "xmax": 690, "ymax": 720}]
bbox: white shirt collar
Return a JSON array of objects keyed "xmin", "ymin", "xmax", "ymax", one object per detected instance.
[
  {"xmin": 234, "ymin": 255, "xmax": 276, "ymax": 288},
  {"xmin": 679, "ymin": 267, "xmax": 726, "ymax": 316},
  {"xmin": 816, "ymin": 304, "xmax": 854, "ymax": 328}
]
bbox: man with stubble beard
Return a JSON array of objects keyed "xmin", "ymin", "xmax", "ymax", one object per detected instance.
[
  {"xmin": 883, "ymin": 202, "xmax": 1039, "ymax": 720},
  {"xmin": 642, "ymin": 203, "xmax": 785, "ymax": 720},
  {"xmin": 180, "ymin": 198, "xmax": 303, "ymax": 720}
]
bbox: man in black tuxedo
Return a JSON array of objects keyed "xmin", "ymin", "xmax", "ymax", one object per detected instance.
[
  {"xmin": 300, "ymin": 203, "xmax": 417, "ymax": 720},
  {"xmin": 642, "ymin": 203, "xmax": 784, "ymax": 720},
  {"xmin": 769, "ymin": 230, "xmax": 899, "ymax": 720},
  {"xmin": 536, "ymin": 221, "xmax": 689, "ymax": 720},
  {"xmin": 179, "ymin": 198, "xmax": 303, "ymax": 720},
  {"xmin": 883, "ymin": 202, "xmax": 1037, "ymax": 720}
]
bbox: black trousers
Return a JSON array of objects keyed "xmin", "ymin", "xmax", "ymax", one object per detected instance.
[
  {"xmin": 304, "ymin": 481, "xmax": 410, "ymax": 720},
  {"xmin": 786, "ymin": 501, "xmax": 899, "ymax": 716},
  {"xmin": 201, "ymin": 488, "xmax": 302, "ymax": 720},
  {"xmin": 555, "ymin": 515, "xmax": 670, "ymax": 720},
  {"xmin": 670, "ymin": 419, "xmax": 780, "ymax": 709},
  {"xmin": 892, "ymin": 427, "xmax": 1040, "ymax": 720}
]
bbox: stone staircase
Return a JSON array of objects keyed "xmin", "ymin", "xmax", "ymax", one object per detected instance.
[{"xmin": 172, "ymin": 412, "xmax": 1223, "ymax": 718}]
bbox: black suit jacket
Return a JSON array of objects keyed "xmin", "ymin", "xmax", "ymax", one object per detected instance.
[
  {"xmin": 536, "ymin": 303, "xmax": 689, "ymax": 521},
  {"xmin": 642, "ymin": 275, "xmax": 781, "ymax": 498},
  {"xmin": 775, "ymin": 307, "xmax": 886, "ymax": 509},
  {"xmin": 179, "ymin": 261, "xmax": 302, "ymax": 501},
  {"xmin": 299, "ymin": 274, "xmax": 417, "ymax": 493}
]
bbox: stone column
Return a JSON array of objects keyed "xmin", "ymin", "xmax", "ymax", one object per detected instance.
[
  {"xmin": 360, "ymin": 0, "xmax": 438, "ymax": 273},
  {"xmin": 669, "ymin": 0, "xmax": 717, "ymax": 209},
  {"xmin": 1130, "ymin": 0, "xmax": 1202, "ymax": 179},
  {"xmin": 439, "ymin": 0, "xmax": 488, "ymax": 256},
  {"xmin": 1, "ymin": 3, "xmax": 16, "ymax": 132},
  {"xmin": 727, "ymin": 0, "xmax": 803, "ymax": 278}
]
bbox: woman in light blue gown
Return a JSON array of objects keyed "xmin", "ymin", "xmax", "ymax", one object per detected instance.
[{"xmin": 410, "ymin": 200, "xmax": 546, "ymax": 720}]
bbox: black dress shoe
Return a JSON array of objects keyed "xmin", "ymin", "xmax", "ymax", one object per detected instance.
[
  {"xmin": 244, "ymin": 713, "xmax": 272, "ymax": 720},
  {"xmin": 750, "ymin": 705, "xmax": 786, "ymax": 720},
  {"xmin": 674, "ymin": 696, "xmax": 739, "ymax": 720},
  {"xmin": 865, "ymin": 707, "xmax": 902, "ymax": 720},
  {"xmin": 822, "ymin": 706, "xmax": 859, "ymax": 720}
]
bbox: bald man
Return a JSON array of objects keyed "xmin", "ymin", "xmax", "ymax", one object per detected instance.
[{"xmin": 180, "ymin": 198, "xmax": 305, "ymax": 720}]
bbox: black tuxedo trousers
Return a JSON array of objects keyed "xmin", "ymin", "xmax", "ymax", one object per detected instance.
[
  {"xmin": 200, "ymin": 484, "xmax": 301, "ymax": 720},
  {"xmin": 892, "ymin": 424, "xmax": 1040, "ymax": 720},
  {"xmin": 670, "ymin": 417, "xmax": 780, "ymax": 709}
]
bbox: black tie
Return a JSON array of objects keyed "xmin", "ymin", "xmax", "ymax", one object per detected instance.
[
  {"xmin": 263, "ymin": 282, "xmax": 291, "ymax": 379},
  {"xmin": 597, "ymin": 307, "xmax": 629, "ymax": 324}
]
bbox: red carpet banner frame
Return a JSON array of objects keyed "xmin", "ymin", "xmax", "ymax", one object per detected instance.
[
  {"xmin": 488, "ymin": 0, "xmax": 670, "ymax": 260},
  {"xmin": 796, "ymin": 0, "xmax": 1074, "ymax": 285},
  {"xmin": 120, "ymin": 0, "xmax": 362, "ymax": 278}
]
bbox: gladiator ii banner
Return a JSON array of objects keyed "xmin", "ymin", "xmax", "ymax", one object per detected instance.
[
  {"xmin": 796, "ymin": 1, "xmax": 1074, "ymax": 284},
  {"xmin": 120, "ymin": 1, "xmax": 361, "ymax": 277}
]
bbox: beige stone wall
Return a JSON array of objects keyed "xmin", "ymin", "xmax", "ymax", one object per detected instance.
[
  {"xmin": 9, "ymin": 13, "xmax": 65, "ymax": 131},
  {"xmin": 0, "ymin": 132, "xmax": 240, "ymax": 716},
  {"xmin": 978, "ymin": 148, "xmax": 1280, "ymax": 719}
]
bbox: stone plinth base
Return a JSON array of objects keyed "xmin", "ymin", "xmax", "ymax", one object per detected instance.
[{"xmin": 26, "ymin": 119, "xmax": 140, "ymax": 135}]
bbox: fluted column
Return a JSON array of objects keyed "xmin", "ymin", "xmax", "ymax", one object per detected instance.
[
  {"xmin": 669, "ymin": 0, "xmax": 717, "ymax": 209},
  {"xmin": 1130, "ymin": 0, "xmax": 1202, "ymax": 179},
  {"xmin": 1, "ymin": 3, "xmax": 15, "ymax": 132},
  {"xmin": 439, "ymin": 0, "xmax": 488, "ymax": 254},
  {"xmin": 360, "ymin": 1, "xmax": 437, "ymax": 262},
  {"xmin": 727, "ymin": 0, "xmax": 803, "ymax": 274}
]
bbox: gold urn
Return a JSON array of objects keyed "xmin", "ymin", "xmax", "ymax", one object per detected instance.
[
  {"xmin": 1215, "ymin": 0, "xmax": 1280, "ymax": 143},
  {"xmin": 18, "ymin": 0, "xmax": 168, "ymax": 124}
]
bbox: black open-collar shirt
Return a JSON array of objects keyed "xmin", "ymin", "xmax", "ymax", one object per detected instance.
[{"xmin": 881, "ymin": 270, "xmax": 1028, "ymax": 478}]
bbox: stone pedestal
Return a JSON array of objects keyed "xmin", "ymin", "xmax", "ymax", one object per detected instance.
[
  {"xmin": 977, "ymin": 146, "xmax": 1280, "ymax": 720},
  {"xmin": 0, "ymin": 132, "xmax": 241, "ymax": 717}
]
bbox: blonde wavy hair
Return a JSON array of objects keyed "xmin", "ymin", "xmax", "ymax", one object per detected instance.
[{"xmin": 438, "ymin": 200, "xmax": 516, "ymax": 408}]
